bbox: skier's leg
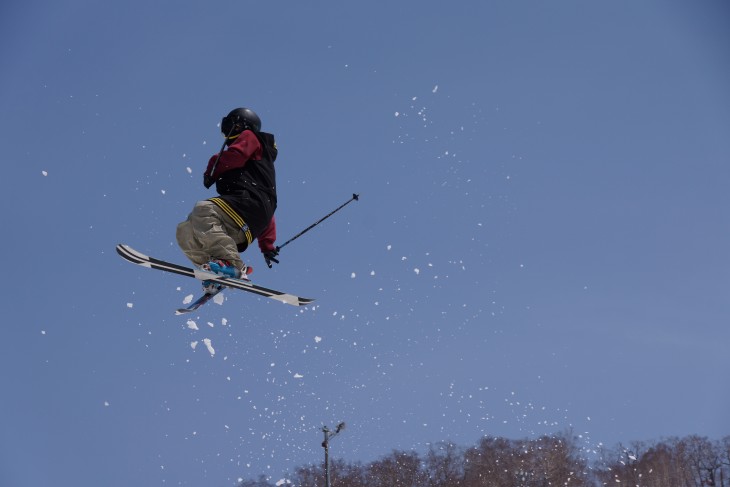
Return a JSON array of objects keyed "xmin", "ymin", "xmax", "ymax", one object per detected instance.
[{"xmin": 176, "ymin": 200, "xmax": 246, "ymax": 269}]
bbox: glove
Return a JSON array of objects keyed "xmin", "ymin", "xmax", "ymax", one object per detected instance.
[{"xmin": 263, "ymin": 248, "xmax": 280, "ymax": 268}]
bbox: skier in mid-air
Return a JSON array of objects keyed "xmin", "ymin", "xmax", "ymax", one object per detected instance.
[{"xmin": 176, "ymin": 107, "xmax": 281, "ymax": 293}]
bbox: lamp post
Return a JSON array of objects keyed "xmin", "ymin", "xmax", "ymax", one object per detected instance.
[{"xmin": 321, "ymin": 422, "xmax": 346, "ymax": 487}]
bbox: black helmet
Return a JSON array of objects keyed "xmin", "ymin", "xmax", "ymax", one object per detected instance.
[{"xmin": 221, "ymin": 107, "xmax": 261, "ymax": 137}]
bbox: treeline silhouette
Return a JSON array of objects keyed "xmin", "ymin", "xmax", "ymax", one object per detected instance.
[{"xmin": 239, "ymin": 432, "xmax": 730, "ymax": 487}]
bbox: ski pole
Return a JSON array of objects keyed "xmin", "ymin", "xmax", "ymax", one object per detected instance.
[{"xmin": 277, "ymin": 193, "xmax": 360, "ymax": 251}]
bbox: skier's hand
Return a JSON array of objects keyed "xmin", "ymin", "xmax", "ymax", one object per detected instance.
[
  {"xmin": 263, "ymin": 248, "xmax": 280, "ymax": 268},
  {"xmin": 203, "ymin": 174, "xmax": 215, "ymax": 189}
]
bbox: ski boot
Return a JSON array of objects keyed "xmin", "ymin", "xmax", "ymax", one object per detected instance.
[{"xmin": 201, "ymin": 259, "xmax": 252, "ymax": 294}]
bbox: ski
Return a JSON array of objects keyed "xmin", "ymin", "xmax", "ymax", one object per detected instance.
[
  {"xmin": 116, "ymin": 244, "xmax": 314, "ymax": 309},
  {"xmin": 175, "ymin": 288, "xmax": 223, "ymax": 315}
]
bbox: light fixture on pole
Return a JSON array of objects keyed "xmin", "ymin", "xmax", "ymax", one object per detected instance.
[{"xmin": 321, "ymin": 422, "xmax": 346, "ymax": 487}]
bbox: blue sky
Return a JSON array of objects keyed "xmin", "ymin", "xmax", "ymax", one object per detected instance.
[{"xmin": 2, "ymin": 0, "xmax": 729, "ymax": 485}]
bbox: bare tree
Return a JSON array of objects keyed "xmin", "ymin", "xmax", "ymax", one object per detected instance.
[
  {"xmin": 290, "ymin": 463, "xmax": 320, "ymax": 487},
  {"xmin": 240, "ymin": 433, "xmax": 730, "ymax": 487},
  {"xmin": 527, "ymin": 433, "xmax": 591, "ymax": 486},
  {"xmin": 463, "ymin": 436, "xmax": 516, "ymax": 487},
  {"xmin": 366, "ymin": 450, "xmax": 424, "ymax": 487},
  {"xmin": 424, "ymin": 441, "xmax": 464, "ymax": 487},
  {"xmin": 238, "ymin": 475, "xmax": 276, "ymax": 487},
  {"xmin": 681, "ymin": 435, "xmax": 723, "ymax": 487}
]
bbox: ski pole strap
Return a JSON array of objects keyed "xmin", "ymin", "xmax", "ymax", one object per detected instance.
[{"xmin": 208, "ymin": 197, "xmax": 253, "ymax": 245}]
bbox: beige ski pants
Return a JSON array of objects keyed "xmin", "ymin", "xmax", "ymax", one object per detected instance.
[{"xmin": 176, "ymin": 200, "xmax": 247, "ymax": 270}]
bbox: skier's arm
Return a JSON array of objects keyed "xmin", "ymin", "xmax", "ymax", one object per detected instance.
[
  {"xmin": 258, "ymin": 216, "xmax": 280, "ymax": 268},
  {"xmin": 258, "ymin": 215, "xmax": 277, "ymax": 252},
  {"xmin": 203, "ymin": 130, "xmax": 262, "ymax": 184}
]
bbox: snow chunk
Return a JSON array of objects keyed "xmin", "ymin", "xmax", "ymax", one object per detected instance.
[
  {"xmin": 414, "ymin": 268, "xmax": 420, "ymax": 275},
  {"xmin": 42, "ymin": 170, "xmax": 48, "ymax": 176},
  {"xmin": 186, "ymin": 320, "xmax": 199, "ymax": 330},
  {"xmin": 314, "ymin": 336, "xmax": 322, "ymax": 343},
  {"xmin": 183, "ymin": 294, "xmax": 193, "ymax": 304},
  {"xmin": 202, "ymin": 338, "xmax": 215, "ymax": 357},
  {"xmin": 190, "ymin": 341, "xmax": 198, "ymax": 349}
]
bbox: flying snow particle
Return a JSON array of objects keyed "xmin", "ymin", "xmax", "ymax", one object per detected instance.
[
  {"xmin": 387, "ymin": 244, "xmax": 392, "ymax": 250},
  {"xmin": 314, "ymin": 336, "xmax": 322, "ymax": 343},
  {"xmin": 432, "ymin": 85, "xmax": 439, "ymax": 93},
  {"xmin": 183, "ymin": 294, "xmax": 193, "ymax": 304},
  {"xmin": 191, "ymin": 341, "xmax": 198, "ymax": 349},
  {"xmin": 126, "ymin": 303, "xmax": 133, "ymax": 308},
  {"xmin": 394, "ymin": 112, "xmax": 400, "ymax": 117},
  {"xmin": 293, "ymin": 373, "xmax": 304, "ymax": 379},
  {"xmin": 42, "ymin": 170, "xmax": 48, "ymax": 176},
  {"xmin": 414, "ymin": 268, "xmax": 420, "ymax": 275},
  {"xmin": 203, "ymin": 338, "xmax": 215, "ymax": 357},
  {"xmin": 161, "ymin": 189, "xmax": 166, "ymax": 195},
  {"xmin": 213, "ymin": 293, "xmax": 224, "ymax": 305},
  {"xmin": 350, "ymin": 272, "xmax": 356, "ymax": 278},
  {"xmin": 187, "ymin": 320, "xmax": 199, "ymax": 330},
  {"xmin": 186, "ymin": 167, "xmax": 192, "ymax": 174}
]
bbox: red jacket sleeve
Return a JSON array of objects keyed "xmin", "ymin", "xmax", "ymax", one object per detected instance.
[
  {"xmin": 205, "ymin": 130, "xmax": 262, "ymax": 180},
  {"xmin": 257, "ymin": 215, "xmax": 277, "ymax": 252}
]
